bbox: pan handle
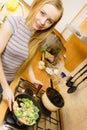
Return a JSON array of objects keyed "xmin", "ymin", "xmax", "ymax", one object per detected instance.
[{"xmin": 50, "ymin": 79, "xmax": 54, "ymax": 88}]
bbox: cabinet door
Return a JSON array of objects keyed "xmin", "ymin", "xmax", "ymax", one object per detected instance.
[{"xmin": 62, "ymin": 4, "xmax": 87, "ymax": 71}]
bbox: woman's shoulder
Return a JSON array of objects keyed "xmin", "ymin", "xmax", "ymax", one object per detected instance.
[
  {"xmin": 7, "ymin": 15, "xmax": 25, "ymax": 23},
  {"xmin": 6, "ymin": 16, "xmax": 26, "ymax": 33}
]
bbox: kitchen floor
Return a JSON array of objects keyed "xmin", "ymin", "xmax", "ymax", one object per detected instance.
[{"xmin": 55, "ymin": 58, "xmax": 87, "ymax": 130}]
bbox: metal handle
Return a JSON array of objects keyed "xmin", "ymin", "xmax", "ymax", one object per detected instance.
[
  {"xmin": 72, "ymin": 64, "xmax": 87, "ymax": 78},
  {"xmin": 77, "ymin": 76, "xmax": 87, "ymax": 87},
  {"xmin": 50, "ymin": 79, "xmax": 54, "ymax": 88}
]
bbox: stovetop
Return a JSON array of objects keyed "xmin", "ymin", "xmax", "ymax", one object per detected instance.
[{"xmin": 2, "ymin": 78, "xmax": 62, "ymax": 130}]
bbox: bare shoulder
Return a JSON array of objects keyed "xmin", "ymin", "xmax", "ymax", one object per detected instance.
[
  {"xmin": 0, "ymin": 19, "xmax": 12, "ymax": 34},
  {"xmin": 0, "ymin": 19, "xmax": 12, "ymax": 54}
]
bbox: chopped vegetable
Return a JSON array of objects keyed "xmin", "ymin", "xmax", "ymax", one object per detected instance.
[{"xmin": 13, "ymin": 98, "xmax": 40, "ymax": 126}]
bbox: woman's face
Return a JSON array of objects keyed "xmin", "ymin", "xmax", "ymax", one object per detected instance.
[{"xmin": 31, "ymin": 4, "xmax": 61, "ymax": 31}]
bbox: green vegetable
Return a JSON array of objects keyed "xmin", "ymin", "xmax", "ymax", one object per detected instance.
[{"xmin": 13, "ymin": 98, "xmax": 40, "ymax": 126}]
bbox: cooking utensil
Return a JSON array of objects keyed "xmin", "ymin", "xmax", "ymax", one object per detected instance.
[
  {"xmin": 12, "ymin": 94, "xmax": 41, "ymax": 126},
  {"xmin": 42, "ymin": 79, "xmax": 64, "ymax": 111},
  {"xmin": 66, "ymin": 64, "xmax": 87, "ymax": 87},
  {"xmin": 50, "ymin": 79, "xmax": 54, "ymax": 88},
  {"xmin": 67, "ymin": 76, "xmax": 87, "ymax": 93},
  {"xmin": 67, "ymin": 69, "xmax": 87, "ymax": 87}
]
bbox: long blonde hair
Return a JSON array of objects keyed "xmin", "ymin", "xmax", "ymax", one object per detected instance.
[{"xmin": 16, "ymin": 0, "xmax": 63, "ymax": 77}]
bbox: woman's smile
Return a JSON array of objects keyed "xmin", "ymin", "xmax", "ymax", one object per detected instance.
[{"xmin": 34, "ymin": 21, "xmax": 42, "ymax": 30}]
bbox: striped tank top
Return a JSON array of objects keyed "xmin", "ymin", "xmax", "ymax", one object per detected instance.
[{"xmin": 1, "ymin": 16, "xmax": 31, "ymax": 81}]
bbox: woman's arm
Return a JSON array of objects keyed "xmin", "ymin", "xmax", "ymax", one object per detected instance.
[
  {"xmin": 28, "ymin": 64, "xmax": 43, "ymax": 86},
  {"xmin": 0, "ymin": 19, "xmax": 12, "ymax": 87},
  {"xmin": 0, "ymin": 20, "xmax": 12, "ymax": 53},
  {"xmin": 0, "ymin": 19, "xmax": 14, "ymax": 111}
]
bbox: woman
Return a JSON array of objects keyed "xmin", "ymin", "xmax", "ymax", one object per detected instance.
[{"xmin": 0, "ymin": 0, "xmax": 63, "ymax": 111}]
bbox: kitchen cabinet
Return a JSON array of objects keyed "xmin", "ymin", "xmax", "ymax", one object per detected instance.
[{"xmin": 61, "ymin": 4, "xmax": 87, "ymax": 71}]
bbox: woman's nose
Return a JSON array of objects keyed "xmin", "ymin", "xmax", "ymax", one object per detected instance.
[{"xmin": 40, "ymin": 17, "xmax": 46, "ymax": 25}]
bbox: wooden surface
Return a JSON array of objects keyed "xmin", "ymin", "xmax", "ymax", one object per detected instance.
[
  {"xmin": 21, "ymin": 50, "xmax": 51, "ymax": 90},
  {"xmin": 64, "ymin": 18, "xmax": 87, "ymax": 71},
  {"xmin": 64, "ymin": 34, "xmax": 87, "ymax": 71}
]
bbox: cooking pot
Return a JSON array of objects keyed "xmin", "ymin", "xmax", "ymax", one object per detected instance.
[
  {"xmin": 12, "ymin": 94, "xmax": 41, "ymax": 126},
  {"xmin": 42, "ymin": 79, "xmax": 64, "ymax": 111}
]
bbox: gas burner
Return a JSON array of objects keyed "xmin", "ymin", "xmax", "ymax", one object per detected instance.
[{"xmin": 4, "ymin": 109, "xmax": 28, "ymax": 130}]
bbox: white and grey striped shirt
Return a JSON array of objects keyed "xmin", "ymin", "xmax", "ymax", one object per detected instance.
[{"xmin": 1, "ymin": 16, "xmax": 31, "ymax": 81}]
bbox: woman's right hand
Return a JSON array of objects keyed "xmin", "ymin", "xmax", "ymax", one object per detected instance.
[{"xmin": 2, "ymin": 86, "xmax": 14, "ymax": 111}]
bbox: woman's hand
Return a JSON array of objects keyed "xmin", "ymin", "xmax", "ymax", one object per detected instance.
[
  {"xmin": 28, "ymin": 64, "xmax": 43, "ymax": 87},
  {"xmin": 28, "ymin": 64, "xmax": 36, "ymax": 81},
  {"xmin": 3, "ymin": 86, "xmax": 14, "ymax": 111},
  {"xmin": 33, "ymin": 79, "xmax": 43, "ymax": 88}
]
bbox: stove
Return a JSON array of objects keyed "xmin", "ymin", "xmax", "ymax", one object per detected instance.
[{"xmin": 2, "ymin": 78, "xmax": 62, "ymax": 130}]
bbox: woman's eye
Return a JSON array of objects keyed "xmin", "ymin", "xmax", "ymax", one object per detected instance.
[
  {"xmin": 47, "ymin": 19, "xmax": 53, "ymax": 24},
  {"xmin": 40, "ymin": 10, "xmax": 45, "ymax": 16}
]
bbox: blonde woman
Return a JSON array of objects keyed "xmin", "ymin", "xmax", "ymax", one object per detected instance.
[{"xmin": 0, "ymin": 0, "xmax": 63, "ymax": 111}]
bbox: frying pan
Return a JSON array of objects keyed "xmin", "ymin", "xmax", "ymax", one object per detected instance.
[{"xmin": 12, "ymin": 94, "xmax": 41, "ymax": 126}]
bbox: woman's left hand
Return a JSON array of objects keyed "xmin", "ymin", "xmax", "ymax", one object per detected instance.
[
  {"xmin": 3, "ymin": 85, "xmax": 14, "ymax": 111},
  {"xmin": 28, "ymin": 64, "xmax": 43, "ymax": 87},
  {"xmin": 32, "ymin": 79, "xmax": 43, "ymax": 88}
]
